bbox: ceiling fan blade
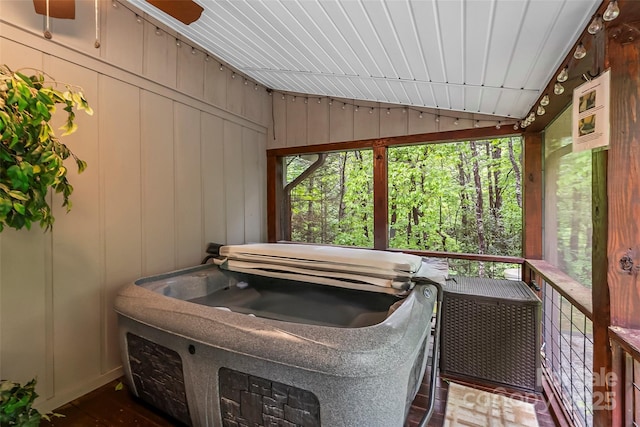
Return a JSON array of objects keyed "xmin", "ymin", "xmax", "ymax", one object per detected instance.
[
  {"xmin": 145, "ymin": 0, "xmax": 204, "ymax": 25},
  {"xmin": 32, "ymin": 0, "xmax": 75, "ymax": 19}
]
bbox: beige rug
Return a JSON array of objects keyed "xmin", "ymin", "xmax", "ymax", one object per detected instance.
[{"xmin": 444, "ymin": 382, "xmax": 539, "ymax": 427}]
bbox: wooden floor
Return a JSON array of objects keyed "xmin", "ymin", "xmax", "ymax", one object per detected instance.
[{"xmin": 42, "ymin": 369, "xmax": 560, "ymax": 427}]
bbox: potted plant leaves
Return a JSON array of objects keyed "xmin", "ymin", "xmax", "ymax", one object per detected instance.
[{"xmin": 0, "ymin": 64, "xmax": 92, "ymax": 231}]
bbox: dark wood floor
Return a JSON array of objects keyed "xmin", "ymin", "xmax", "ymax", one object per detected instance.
[{"xmin": 43, "ymin": 368, "xmax": 560, "ymax": 427}]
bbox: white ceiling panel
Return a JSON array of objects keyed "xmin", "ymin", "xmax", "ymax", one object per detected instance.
[{"xmin": 126, "ymin": 0, "xmax": 600, "ymax": 120}]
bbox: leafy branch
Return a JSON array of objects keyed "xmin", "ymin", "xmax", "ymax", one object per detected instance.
[{"xmin": 0, "ymin": 64, "xmax": 93, "ymax": 231}]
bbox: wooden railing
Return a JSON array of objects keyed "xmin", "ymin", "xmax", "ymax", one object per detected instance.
[
  {"xmin": 609, "ymin": 326, "xmax": 640, "ymax": 426},
  {"xmin": 527, "ymin": 260, "xmax": 594, "ymax": 427}
]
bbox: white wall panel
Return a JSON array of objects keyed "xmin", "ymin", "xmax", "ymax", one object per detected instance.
[
  {"xmin": 104, "ymin": 5, "xmax": 144, "ymax": 74},
  {"xmin": 143, "ymin": 20, "xmax": 177, "ymax": 89},
  {"xmin": 227, "ymin": 72, "xmax": 244, "ymax": 116},
  {"xmin": 99, "ymin": 76, "xmax": 142, "ymax": 372},
  {"xmin": 354, "ymin": 105, "xmax": 380, "ymax": 141},
  {"xmin": 224, "ymin": 122, "xmax": 245, "ymax": 244},
  {"xmin": 175, "ymin": 103, "xmax": 204, "ymax": 267},
  {"xmin": 141, "ymin": 91, "xmax": 176, "ymax": 275},
  {"xmin": 177, "ymin": 43, "xmax": 205, "ymax": 99},
  {"xmin": 46, "ymin": 56, "xmax": 102, "ymax": 397},
  {"xmin": 204, "ymin": 63, "xmax": 228, "ymax": 108},
  {"xmin": 329, "ymin": 103, "xmax": 354, "ymax": 143},
  {"xmin": 306, "ymin": 98, "xmax": 329, "ymax": 146},
  {"xmin": 286, "ymin": 98, "xmax": 307, "ymax": 147},
  {"xmin": 201, "ymin": 113, "xmax": 227, "ymax": 245},
  {"xmin": 243, "ymin": 128, "xmax": 262, "ymax": 243},
  {"xmin": 380, "ymin": 108, "xmax": 408, "ymax": 138}
]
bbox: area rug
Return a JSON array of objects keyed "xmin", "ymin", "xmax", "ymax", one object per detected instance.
[{"xmin": 444, "ymin": 382, "xmax": 539, "ymax": 427}]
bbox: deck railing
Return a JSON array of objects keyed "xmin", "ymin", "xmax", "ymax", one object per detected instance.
[
  {"xmin": 526, "ymin": 260, "xmax": 594, "ymax": 427},
  {"xmin": 609, "ymin": 326, "xmax": 640, "ymax": 426}
]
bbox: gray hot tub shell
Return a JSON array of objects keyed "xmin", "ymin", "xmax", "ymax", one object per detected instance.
[{"xmin": 115, "ymin": 253, "xmax": 439, "ymax": 427}]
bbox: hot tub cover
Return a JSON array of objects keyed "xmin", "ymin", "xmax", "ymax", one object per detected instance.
[{"xmin": 215, "ymin": 243, "xmax": 447, "ymax": 294}]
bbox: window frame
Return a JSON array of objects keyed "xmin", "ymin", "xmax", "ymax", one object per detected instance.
[{"xmin": 267, "ymin": 126, "xmax": 524, "ymax": 264}]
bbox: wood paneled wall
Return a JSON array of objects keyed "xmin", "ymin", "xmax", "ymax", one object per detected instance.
[
  {"xmin": 269, "ymin": 96, "xmax": 512, "ymax": 149},
  {"xmin": 0, "ymin": 0, "xmax": 268, "ymax": 412}
]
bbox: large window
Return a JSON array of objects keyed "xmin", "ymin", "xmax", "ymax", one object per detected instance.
[
  {"xmin": 388, "ymin": 138, "xmax": 522, "ymax": 257},
  {"xmin": 280, "ymin": 135, "xmax": 523, "ymax": 271},
  {"xmin": 544, "ymin": 106, "xmax": 592, "ymax": 287}
]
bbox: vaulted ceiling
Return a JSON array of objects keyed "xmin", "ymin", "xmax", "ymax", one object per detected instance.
[{"xmin": 126, "ymin": 0, "xmax": 601, "ymax": 120}]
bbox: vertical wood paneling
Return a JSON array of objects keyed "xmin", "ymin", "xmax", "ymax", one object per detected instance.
[
  {"xmin": 380, "ymin": 108, "xmax": 408, "ymax": 137},
  {"xmin": 226, "ymin": 73, "xmax": 244, "ymax": 115},
  {"xmin": 243, "ymin": 129, "xmax": 261, "ymax": 243},
  {"xmin": 141, "ymin": 91, "xmax": 176, "ymax": 275},
  {"xmin": 354, "ymin": 105, "xmax": 380, "ymax": 140},
  {"xmin": 99, "ymin": 76, "xmax": 142, "ymax": 371},
  {"xmin": 175, "ymin": 103, "xmax": 203, "ymax": 267},
  {"xmin": 224, "ymin": 122, "xmax": 245, "ymax": 243},
  {"xmin": 257, "ymin": 135, "xmax": 267, "ymax": 242},
  {"xmin": 270, "ymin": 95, "xmax": 287, "ymax": 149},
  {"xmin": 307, "ymin": 98, "xmax": 330, "ymax": 145},
  {"xmin": 177, "ymin": 43, "xmax": 205, "ymax": 99},
  {"xmin": 243, "ymin": 83, "xmax": 263, "ymax": 124},
  {"xmin": 607, "ymin": 27, "xmax": 640, "ymax": 329},
  {"xmin": 46, "ymin": 57, "xmax": 102, "ymax": 396},
  {"xmin": 0, "ymin": 229, "xmax": 47, "ymax": 384},
  {"xmin": 142, "ymin": 21, "xmax": 177, "ymax": 89},
  {"xmin": 408, "ymin": 109, "xmax": 438, "ymax": 134},
  {"xmin": 0, "ymin": 37, "xmax": 47, "ymax": 391},
  {"xmin": 103, "ymin": 3, "xmax": 144, "ymax": 73},
  {"xmin": 329, "ymin": 103, "xmax": 354, "ymax": 143},
  {"xmin": 204, "ymin": 63, "xmax": 228, "ymax": 108},
  {"xmin": 201, "ymin": 113, "xmax": 227, "ymax": 245},
  {"xmin": 286, "ymin": 97, "xmax": 307, "ymax": 147}
]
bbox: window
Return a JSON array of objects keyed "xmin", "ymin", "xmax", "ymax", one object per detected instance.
[
  {"xmin": 284, "ymin": 150, "xmax": 373, "ymax": 247},
  {"xmin": 275, "ymin": 133, "xmax": 524, "ymax": 275},
  {"xmin": 388, "ymin": 138, "xmax": 522, "ymax": 257},
  {"xmin": 544, "ymin": 106, "xmax": 592, "ymax": 286}
]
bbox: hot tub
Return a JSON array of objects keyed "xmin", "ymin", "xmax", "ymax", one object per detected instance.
[{"xmin": 115, "ymin": 244, "xmax": 444, "ymax": 427}]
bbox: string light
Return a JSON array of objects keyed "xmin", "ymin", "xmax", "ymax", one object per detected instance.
[
  {"xmin": 540, "ymin": 95, "xmax": 550, "ymax": 106},
  {"xmin": 219, "ymin": 64, "xmax": 224, "ymax": 71},
  {"xmin": 574, "ymin": 42, "xmax": 587, "ymax": 59},
  {"xmin": 191, "ymin": 47, "xmax": 197, "ymax": 55},
  {"xmin": 354, "ymin": 106, "xmax": 359, "ymax": 112},
  {"xmin": 418, "ymin": 112, "xmax": 423, "ymax": 119},
  {"xmin": 135, "ymin": 14, "xmax": 142, "ymax": 24},
  {"xmin": 496, "ymin": 121, "xmax": 501, "ymax": 130},
  {"xmin": 304, "ymin": 98, "xmax": 308, "ymax": 104},
  {"xmin": 603, "ymin": 0, "xmax": 619, "ymax": 21},
  {"xmin": 514, "ymin": 122, "xmax": 519, "ymax": 130},
  {"xmin": 557, "ymin": 66, "xmax": 568, "ymax": 82},
  {"xmin": 231, "ymin": 72, "xmax": 236, "ymax": 79},
  {"xmin": 537, "ymin": 105, "xmax": 546, "ymax": 116},
  {"xmin": 176, "ymin": 39, "xmax": 181, "ymax": 47},
  {"xmin": 255, "ymin": 84, "xmax": 259, "ymax": 91},
  {"xmin": 112, "ymin": 0, "xmax": 118, "ymax": 8},
  {"xmin": 588, "ymin": 14, "xmax": 604, "ymax": 34},
  {"xmin": 474, "ymin": 120, "xmax": 480, "ymax": 128},
  {"xmin": 386, "ymin": 108, "xmax": 391, "ymax": 115},
  {"xmin": 369, "ymin": 108, "xmax": 374, "ymax": 114},
  {"xmin": 554, "ymin": 82, "xmax": 565, "ymax": 95},
  {"xmin": 435, "ymin": 115, "xmax": 440, "ymax": 123},
  {"xmin": 342, "ymin": 103, "xmax": 346, "ymax": 110},
  {"xmin": 292, "ymin": 96, "xmax": 296, "ymax": 102},
  {"xmin": 317, "ymin": 98, "xmax": 322, "ymax": 104},
  {"xmin": 454, "ymin": 118, "xmax": 459, "ymax": 126},
  {"xmin": 155, "ymin": 27, "xmax": 162, "ymax": 36},
  {"xmin": 205, "ymin": 55, "xmax": 211, "ymax": 62}
]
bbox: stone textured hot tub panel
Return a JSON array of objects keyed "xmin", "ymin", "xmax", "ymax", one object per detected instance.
[{"xmin": 115, "ymin": 264, "xmax": 436, "ymax": 427}]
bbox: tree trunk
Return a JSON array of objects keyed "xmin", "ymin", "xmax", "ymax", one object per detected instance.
[
  {"xmin": 338, "ymin": 152, "xmax": 347, "ymax": 221},
  {"xmin": 470, "ymin": 141, "xmax": 486, "ymax": 275},
  {"xmin": 508, "ymin": 137, "xmax": 522, "ymax": 208}
]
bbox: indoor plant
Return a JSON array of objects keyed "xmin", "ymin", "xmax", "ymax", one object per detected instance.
[
  {"xmin": 0, "ymin": 64, "xmax": 92, "ymax": 231},
  {"xmin": 0, "ymin": 379, "xmax": 41, "ymax": 426}
]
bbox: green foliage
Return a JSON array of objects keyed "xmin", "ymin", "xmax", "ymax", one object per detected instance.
[
  {"xmin": 0, "ymin": 379, "xmax": 41, "ymax": 427},
  {"xmin": 0, "ymin": 65, "xmax": 92, "ymax": 232},
  {"xmin": 285, "ymin": 137, "xmax": 524, "ymax": 277}
]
